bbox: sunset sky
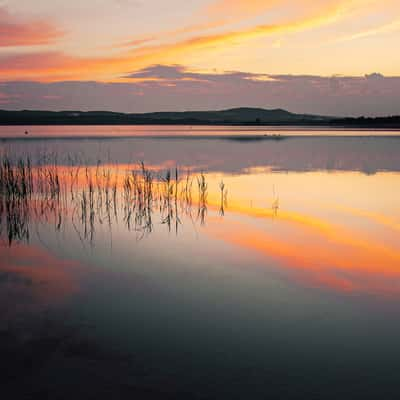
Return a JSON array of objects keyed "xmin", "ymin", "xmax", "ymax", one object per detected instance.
[{"xmin": 1, "ymin": 0, "xmax": 400, "ymax": 115}]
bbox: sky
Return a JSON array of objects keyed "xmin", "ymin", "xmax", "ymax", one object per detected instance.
[{"xmin": 0, "ymin": 0, "xmax": 399, "ymax": 115}]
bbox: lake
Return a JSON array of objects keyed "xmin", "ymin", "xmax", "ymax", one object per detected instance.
[{"xmin": 1, "ymin": 126, "xmax": 400, "ymax": 399}]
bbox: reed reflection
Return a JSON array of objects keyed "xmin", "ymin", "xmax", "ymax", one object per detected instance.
[{"xmin": 0, "ymin": 155, "xmax": 225, "ymax": 246}]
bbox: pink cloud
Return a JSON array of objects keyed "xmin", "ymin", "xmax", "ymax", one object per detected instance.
[{"xmin": 0, "ymin": 6, "xmax": 63, "ymax": 47}]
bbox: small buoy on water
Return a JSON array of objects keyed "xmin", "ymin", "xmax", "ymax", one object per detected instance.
[{"xmin": 24, "ymin": 130, "xmax": 28, "ymax": 135}]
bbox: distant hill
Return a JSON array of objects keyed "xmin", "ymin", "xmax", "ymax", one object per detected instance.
[
  {"xmin": 0, "ymin": 108, "xmax": 399, "ymax": 127},
  {"xmin": 126, "ymin": 108, "xmax": 330, "ymax": 124},
  {"xmin": 0, "ymin": 108, "xmax": 330, "ymax": 126},
  {"xmin": 331, "ymin": 116, "xmax": 400, "ymax": 128}
]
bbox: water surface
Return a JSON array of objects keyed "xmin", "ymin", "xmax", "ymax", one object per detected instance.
[{"xmin": 1, "ymin": 126, "xmax": 400, "ymax": 399}]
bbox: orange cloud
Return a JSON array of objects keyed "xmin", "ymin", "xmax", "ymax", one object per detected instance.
[
  {"xmin": 0, "ymin": 0, "xmax": 380, "ymax": 81},
  {"xmin": 120, "ymin": 0, "xmax": 354, "ymax": 50},
  {"xmin": 119, "ymin": 0, "xmax": 280, "ymax": 49},
  {"xmin": 0, "ymin": 6, "xmax": 63, "ymax": 47}
]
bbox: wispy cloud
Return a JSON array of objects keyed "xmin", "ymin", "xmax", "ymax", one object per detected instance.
[
  {"xmin": 0, "ymin": 0, "xmax": 398, "ymax": 83},
  {"xmin": 118, "ymin": 0, "xmax": 281, "ymax": 49},
  {"xmin": 337, "ymin": 18, "xmax": 400, "ymax": 42},
  {"xmin": 0, "ymin": 6, "xmax": 63, "ymax": 47},
  {"xmin": 0, "ymin": 0, "xmax": 365, "ymax": 81}
]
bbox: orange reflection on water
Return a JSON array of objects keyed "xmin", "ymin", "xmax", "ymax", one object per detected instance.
[
  {"xmin": 7, "ymin": 163, "xmax": 400, "ymax": 297},
  {"xmin": 203, "ymin": 171, "xmax": 400, "ymax": 297},
  {"xmin": 0, "ymin": 243, "xmax": 80, "ymax": 318},
  {"xmin": 206, "ymin": 213, "xmax": 400, "ymax": 296}
]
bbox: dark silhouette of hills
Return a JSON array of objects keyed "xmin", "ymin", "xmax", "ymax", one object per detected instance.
[
  {"xmin": 331, "ymin": 116, "xmax": 400, "ymax": 128},
  {"xmin": 0, "ymin": 108, "xmax": 399, "ymax": 128}
]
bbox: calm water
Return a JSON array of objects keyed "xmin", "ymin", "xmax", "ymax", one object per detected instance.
[
  {"xmin": 1, "ymin": 124, "xmax": 400, "ymax": 138},
  {"xmin": 1, "ymin": 126, "xmax": 400, "ymax": 399}
]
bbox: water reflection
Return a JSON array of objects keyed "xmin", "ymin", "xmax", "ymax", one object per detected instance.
[
  {"xmin": 0, "ymin": 157, "xmax": 224, "ymax": 246},
  {"xmin": 2, "ymin": 135, "xmax": 400, "ymax": 174},
  {"xmin": 0, "ymin": 243, "xmax": 79, "ymax": 319},
  {"xmin": 1, "ymin": 148, "xmax": 400, "ymax": 298},
  {"xmin": 2, "ymin": 136, "xmax": 400, "ymax": 398}
]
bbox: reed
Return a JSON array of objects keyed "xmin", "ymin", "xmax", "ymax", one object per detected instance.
[
  {"xmin": 219, "ymin": 180, "xmax": 228, "ymax": 216},
  {"xmin": 0, "ymin": 153, "xmax": 225, "ymax": 245}
]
